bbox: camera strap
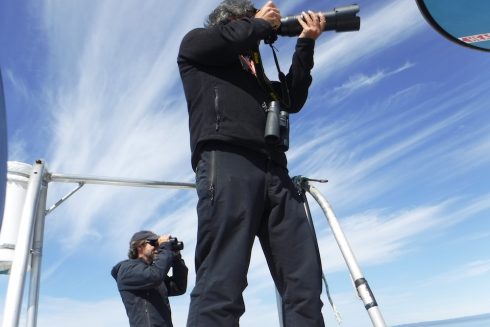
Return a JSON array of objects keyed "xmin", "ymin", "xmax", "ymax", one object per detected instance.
[
  {"xmin": 268, "ymin": 44, "xmax": 291, "ymax": 109},
  {"xmin": 250, "ymin": 46, "xmax": 291, "ymax": 110}
]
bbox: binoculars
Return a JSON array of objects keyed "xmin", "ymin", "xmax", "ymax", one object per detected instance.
[
  {"xmin": 168, "ymin": 237, "xmax": 184, "ymax": 251},
  {"xmin": 148, "ymin": 236, "xmax": 184, "ymax": 251},
  {"xmin": 264, "ymin": 101, "xmax": 289, "ymax": 152}
]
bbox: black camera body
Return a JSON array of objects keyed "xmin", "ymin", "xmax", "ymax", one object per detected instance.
[
  {"xmin": 278, "ymin": 4, "xmax": 360, "ymax": 37},
  {"xmin": 264, "ymin": 101, "xmax": 289, "ymax": 152},
  {"xmin": 148, "ymin": 236, "xmax": 184, "ymax": 251},
  {"xmin": 168, "ymin": 236, "xmax": 184, "ymax": 251}
]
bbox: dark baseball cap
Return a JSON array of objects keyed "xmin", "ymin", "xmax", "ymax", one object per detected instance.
[{"xmin": 130, "ymin": 230, "xmax": 158, "ymax": 244}]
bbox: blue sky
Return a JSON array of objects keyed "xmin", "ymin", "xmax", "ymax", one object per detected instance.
[{"xmin": 1, "ymin": 0, "xmax": 489, "ymax": 326}]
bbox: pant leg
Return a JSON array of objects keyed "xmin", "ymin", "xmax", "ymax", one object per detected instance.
[
  {"xmin": 187, "ymin": 148, "xmax": 267, "ymax": 327},
  {"xmin": 258, "ymin": 162, "xmax": 325, "ymax": 327}
]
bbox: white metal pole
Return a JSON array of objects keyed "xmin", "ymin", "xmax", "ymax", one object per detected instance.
[
  {"xmin": 2, "ymin": 160, "xmax": 45, "ymax": 327},
  {"xmin": 26, "ymin": 181, "xmax": 48, "ymax": 327},
  {"xmin": 275, "ymin": 290, "xmax": 284, "ymax": 327},
  {"xmin": 307, "ymin": 184, "xmax": 387, "ymax": 327},
  {"xmin": 47, "ymin": 173, "xmax": 195, "ymax": 189}
]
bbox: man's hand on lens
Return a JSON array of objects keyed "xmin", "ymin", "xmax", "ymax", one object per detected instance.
[
  {"xmin": 255, "ymin": 1, "xmax": 281, "ymax": 30},
  {"xmin": 298, "ymin": 11, "xmax": 326, "ymax": 40},
  {"xmin": 158, "ymin": 235, "xmax": 171, "ymax": 246}
]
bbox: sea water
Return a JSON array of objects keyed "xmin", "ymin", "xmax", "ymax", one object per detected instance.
[
  {"xmin": 432, "ymin": 317, "xmax": 490, "ymax": 327},
  {"xmin": 395, "ymin": 314, "xmax": 490, "ymax": 327}
]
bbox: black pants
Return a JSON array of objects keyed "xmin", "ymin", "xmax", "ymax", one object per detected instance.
[{"xmin": 187, "ymin": 144, "xmax": 325, "ymax": 327}]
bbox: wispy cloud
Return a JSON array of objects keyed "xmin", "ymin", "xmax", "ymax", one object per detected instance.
[
  {"xmin": 38, "ymin": 1, "xmax": 214, "ymax": 253},
  {"xmin": 31, "ymin": 0, "xmax": 453, "ymax": 259},
  {"xmin": 288, "ymin": 69, "xmax": 490, "ymax": 210},
  {"xmin": 312, "ymin": 1, "xmax": 424, "ymax": 79},
  {"xmin": 3, "ymin": 1, "xmax": 490, "ymax": 327},
  {"xmin": 450, "ymin": 260, "xmax": 490, "ymax": 280},
  {"xmin": 4, "ymin": 69, "xmax": 30, "ymax": 102},
  {"xmin": 262, "ymin": 1, "xmax": 423, "ymax": 82},
  {"xmin": 327, "ymin": 62, "xmax": 415, "ymax": 104},
  {"xmin": 315, "ymin": 202, "xmax": 448, "ymax": 272},
  {"xmin": 24, "ymin": 297, "xmax": 126, "ymax": 327},
  {"xmin": 6, "ymin": 136, "xmax": 28, "ymax": 163},
  {"xmin": 27, "ymin": 2, "xmax": 220, "ymax": 290}
]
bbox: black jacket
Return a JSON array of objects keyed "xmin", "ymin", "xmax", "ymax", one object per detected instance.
[
  {"xmin": 111, "ymin": 243, "xmax": 188, "ymax": 327},
  {"xmin": 177, "ymin": 17, "xmax": 315, "ymax": 170}
]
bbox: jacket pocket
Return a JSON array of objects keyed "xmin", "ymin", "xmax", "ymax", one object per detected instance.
[{"xmin": 196, "ymin": 150, "xmax": 217, "ymax": 205}]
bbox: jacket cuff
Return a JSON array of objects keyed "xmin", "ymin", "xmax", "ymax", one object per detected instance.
[
  {"xmin": 296, "ymin": 37, "xmax": 315, "ymax": 50},
  {"xmin": 295, "ymin": 37, "xmax": 315, "ymax": 70}
]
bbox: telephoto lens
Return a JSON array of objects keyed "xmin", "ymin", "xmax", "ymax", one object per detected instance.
[{"xmin": 278, "ymin": 4, "xmax": 360, "ymax": 37}]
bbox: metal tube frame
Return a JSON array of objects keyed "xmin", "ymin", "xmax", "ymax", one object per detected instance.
[
  {"xmin": 2, "ymin": 161, "xmax": 45, "ymax": 327},
  {"xmin": 2, "ymin": 164, "xmax": 386, "ymax": 327},
  {"xmin": 46, "ymin": 172, "xmax": 196, "ymax": 190},
  {"xmin": 2, "ymin": 161, "xmax": 197, "ymax": 327},
  {"xmin": 299, "ymin": 182, "xmax": 342, "ymax": 325},
  {"xmin": 301, "ymin": 177, "xmax": 387, "ymax": 327},
  {"xmin": 45, "ymin": 182, "xmax": 84, "ymax": 216},
  {"xmin": 26, "ymin": 180, "xmax": 47, "ymax": 327}
]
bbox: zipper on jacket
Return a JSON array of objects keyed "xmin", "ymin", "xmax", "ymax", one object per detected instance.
[
  {"xmin": 208, "ymin": 150, "xmax": 216, "ymax": 204},
  {"xmin": 214, "ymin": 87, "xmax": 221, "ymax": 131}
]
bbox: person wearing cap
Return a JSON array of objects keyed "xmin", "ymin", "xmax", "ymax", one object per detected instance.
[
  {"xmin": 178, "ymin": 0, "xmax": 326, "ymax": 326},
  {"xmin": 111, "ymin": 230, "xmax": 188, "ymax": 327}
]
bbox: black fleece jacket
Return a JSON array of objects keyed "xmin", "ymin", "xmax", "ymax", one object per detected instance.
[
  {"xmin": 177, "ymin": 17, "xmax": 315, "ymax": 170},
  {"xmin": 111, "ymin": 243, "xmax": 188, "ymax": 327}
]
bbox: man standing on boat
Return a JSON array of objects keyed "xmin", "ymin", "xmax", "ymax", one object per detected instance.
[
  {"xmin": 111, "ymin": 230, "xmax": 188, "ymax": 327},
  {"xmin": 178, "ymin": 0, "xmax": 327, "ymax": 325}
]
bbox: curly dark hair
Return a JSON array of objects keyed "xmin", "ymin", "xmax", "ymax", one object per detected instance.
[
  {"xmin": 205, "ymin": 0, "xmax": 257, "ymax": 27},
  {"xmin": 128, "ymin": 239, "xmax": 147, "ymax": 259}
]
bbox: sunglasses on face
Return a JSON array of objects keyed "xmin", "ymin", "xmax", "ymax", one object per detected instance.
[{"xmin": 146, "ymin": 239, "xmax": 158, "ymax": 246}]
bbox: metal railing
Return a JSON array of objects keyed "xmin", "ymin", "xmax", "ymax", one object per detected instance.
[{"xmin": 1, "ymin": 160, "xmax": 386, "ymax": 327}]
